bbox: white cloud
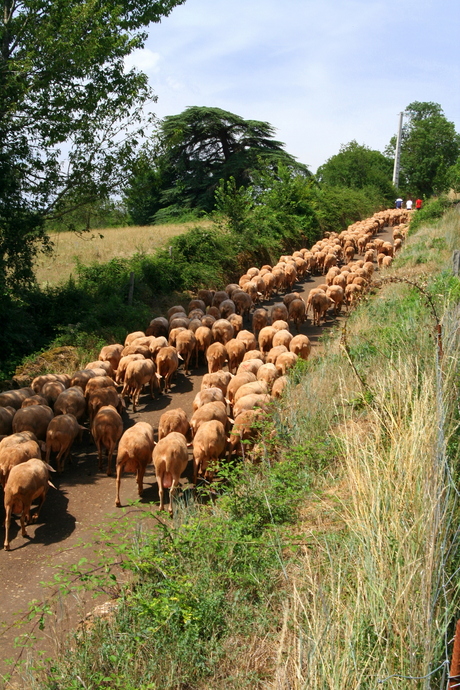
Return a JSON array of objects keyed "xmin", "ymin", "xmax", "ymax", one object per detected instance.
[{"xmin": 124, "ymin": 48, "xmax": 161, "ymax": 75}]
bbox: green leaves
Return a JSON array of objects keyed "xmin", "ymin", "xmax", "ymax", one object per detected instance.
[
  {"xmin": 0, "ymin": 0, "xmax": 186, "ymax": 289},
  {"xmin": 396, "ymin": 101, "xmax": 460, "ymax": 197}
]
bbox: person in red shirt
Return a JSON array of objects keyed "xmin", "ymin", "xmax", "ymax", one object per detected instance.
[{"xmin": 415, "ymin": 198, "xmax": 423, "ymax": 210}]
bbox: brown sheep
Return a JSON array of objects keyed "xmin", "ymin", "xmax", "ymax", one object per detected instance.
[
  {"xmin": 156, "ymin": 347, "xmax": 179, "ymax": 394},
  {"xmin": 228, "ymin": 409, "xmax": 264, "ymax": 459},
  {"xmin": 206, "ymin": 342, "xmax": 227, "ymax": 374},
  {"xmin": 54, "ymin": 386, "xmax": 86, "ymax": 422},
  {"xmin": 45, "ymin": 413, "xmax": 83, "ymax": 473},
  {"xmin": 233, "ymin": 393, "xmax": 271, "ymax": 419},
  {"xmin": 225, "ymin": 338, "xmax": 246, "ymax": 374},
  {"xmin": 234, "ymin": 381, "xmax": 269, "ymax": 403},
  {"xmin": 289, "ymin": 334, "xmax": 312, "ymax": 360},
  {"xmin": 21, "ymin": 395, "xmax": 49, "ymax": 408},
  {"xmin": 157, "ymin": 408, "xmax": 190, "ymax": 441},
  {"xmin": 288, "ymin": 298, "xmax": 307, "ymax": 333},
  {"xmin": 88, "ymin": 386, "xmax": 123, "ymax": 423},
  {"xmin": 272, "ymin": 329, "xmax": 293, "ymax": 350},
  {"xmin": 227, "ymin": 313, "xmax": 243, "ymax": 334},
  {"xmin": 266, "ymin": 345, "xmax": 288, "ymax": 364},
  {"xmin": 252, "ymin": 308, "xmax": 270, "ymax": 339},
  {"xmin": 3, "ymin": 458, "xmax": 55, "ymax": 551},
  {"xmin": 153, "ymin": 432, "xmax": 189, "ymax": 514},
  {"xmin": 0, "ymin": 406, "xmax": 15, "ymax": 435},
  {"xmin": 115, "ymin": 422, "xmax": 155, "ymax": 507},
  {"xmin": 91, "ymin": 405, "xmax": 123, "ymax": 475},
  {"xmin": 227, "ymin": 372, "xmax": 257, "ymax": 404},
  {"xmin": 275, "ymin": 352, "xmax": 298, "ymax": 375},
  {"xmin": 0, "ymin": 388, "xmax": 35, "ymax": 410},
  {"xmin": 310, "ymin": 292, "xmax": 334, "ymax": 326},
  {"xmin": 272, "ymin": 376, "xmax": 288, "ymax": 398},
  {"xmin": 326, "ymin": 285, "xmax": 345, "ymax": 315},
  {"xmin": 12, "ymin": 405, "xmax": 54, "ymax": 441},
  {"xmin": 99, "ymin": 344, "xmax": 124, "ymax": 371},
  {"xmin": 194, "ymin": 326, "xmax": 213, "ymax": 367},
  {"xmin": 201, "ymin": 371, "xmax": 233, "ymax": 396},
  {"xmin": 192, "ymin": 420, "xmax": 227, "ymax": 483},
  {"xmin": 211, "ymin": 319, "xmax": 234, "ymax": 345},
  {"xmin": 146, "ymin": 317, "xmax": 169, "ymax": 338},
  {"xmin": 121, "ymin": 360, "xmax": 156, "ymax": 412},
  {"xmin": 271, "ymin": 303, "xmax": 289, "ymax": 323},
  {"xmin": 193, "ymin": 387, "xmax": 225, "ymax": 412},
  {"xmin": 175, "ymin": 330, "xmax": 197, "ymax": 375},
  {"xmin": 0, "ymin": 434, "xmax": 42, "ymax": 488},
  {"xmin": 236, "ymin": 330, "xmax": 257, "ymax": 352},
  {"xmin": 116, "ymin": 354, "xmax": 145, "ymax": 385},
  {"xmin": 258, "ymin": 326, "xmax": 277, "ymax": 353},
  {"xmin": 236, "ymin": 359, "xmax": 264, "ymax": 376},
  {"xmin": 190, "ymin": 401, "xmax": 229, "ymax": 437}
]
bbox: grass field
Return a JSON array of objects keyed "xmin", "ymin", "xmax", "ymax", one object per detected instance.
[{"xmin": 34, "ymin": 220, "xmax": 212, "ymax": 285}]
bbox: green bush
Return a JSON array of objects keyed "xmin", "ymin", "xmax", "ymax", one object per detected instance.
[{"xmin": 408, "ymin": 196, "xmax": 453, "ymax": 234}]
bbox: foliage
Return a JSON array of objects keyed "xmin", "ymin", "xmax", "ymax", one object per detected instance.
[
  {"xmin": 316, "ymin": 140, "xmax": 395, "ymax": 199},
  {"xmin": 407, "ymin": 195, "xmax": 453, "ymax": 235},
  {"xmin": 447, "ymin": 157, "xmax": 460, "ymax": 193},
  {"xmin": 125, "ymin": 106, "xmax": 310, "ymax": 217},
  {"xmin": 29, "ymin": 435, "xmax": 316, "ymax": 689},
  {"xmin": 387, "ymin": 101, "xmax": 460, "ymax": 197},
  {"xmin": 45, "ymin": 199, "xmax": 130, "ymax": 233},
  {"xmin": 0, "ymin": 0, "xmax": 186, "ymax": 290},
  {"xmin": 312, "ymin": 184, "xmax": 385, "ymax": 233}
]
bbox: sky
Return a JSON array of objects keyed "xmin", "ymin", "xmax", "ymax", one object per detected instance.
[{"xmin": 125, "ymin": 0, "xmax": 460, "ymax": 173}]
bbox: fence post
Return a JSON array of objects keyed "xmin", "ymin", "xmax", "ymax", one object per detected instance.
[
  {"xmin": 452, "ymin": 251, "xmax": 460, "ymax": 276},
  {"xmin": 448, "ymin": 620, "xmax": 460, "ymax": 689},
  {"xmin": 128, "ymin": 271, "xmax": 134, "ymax": 306}
]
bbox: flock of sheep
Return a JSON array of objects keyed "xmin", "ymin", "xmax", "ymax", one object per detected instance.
[{"xmin": 0, "ymin": 208, "xmax": 411, "ymax": 550}]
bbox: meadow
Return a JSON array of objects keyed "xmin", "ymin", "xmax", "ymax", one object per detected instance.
[{"xmin": 34, "ymin": 221, "xmax": 211, "ymax": 285}]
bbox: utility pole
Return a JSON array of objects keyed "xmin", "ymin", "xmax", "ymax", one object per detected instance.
[{"xmin": 392, "ymin": 111, "xmax": 404, "ymax": 188}]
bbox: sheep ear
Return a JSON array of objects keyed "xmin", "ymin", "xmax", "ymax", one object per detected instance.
[
  {"xmin": 228, "ymin": 418, "xmax": 235, "ymax": 424},
  {"xmin": 45, "ymin": 462, "xmax": 56, "ymax": 472},
  {"xmin": 48, "ymin": 480, "xmax": 57, "ymax": 489},
  {"xmin": 177, "ymin": 354, "xmax": 184, "ymax": 360}
]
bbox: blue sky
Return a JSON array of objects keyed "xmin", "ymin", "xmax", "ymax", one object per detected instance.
[{"xmin": 125, "ymin": 0, "xmax": 460, "ymax": 173}]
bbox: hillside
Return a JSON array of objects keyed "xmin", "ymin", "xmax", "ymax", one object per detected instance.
[{"xmin": 3, "ymin": 207, "xmax": 459, "ymax": 689}]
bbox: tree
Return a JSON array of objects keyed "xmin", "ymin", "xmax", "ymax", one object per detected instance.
[
  {"xmin": 127, "ymin": 106, "xmax": 310, "ymax": 217},
  {"xmin": 316, "ymin": 140, "xmax": 394, "ymax": 199},
  {"xmin": 0, "ymin": 0, "xmax": 186, "ymax": 289},
  {"xmin": 388, "ymin": 102, "xmax": 460, "ymax": 197}
]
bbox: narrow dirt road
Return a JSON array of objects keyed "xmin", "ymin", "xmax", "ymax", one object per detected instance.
[{"xmin": 0, "ymin": 225, "xmax": 394, "ymax": 676}]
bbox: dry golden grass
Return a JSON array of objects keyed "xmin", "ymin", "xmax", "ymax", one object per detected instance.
[{"xmin": 34, "ymin": 220, "xmax": 212, "ymax": 285}]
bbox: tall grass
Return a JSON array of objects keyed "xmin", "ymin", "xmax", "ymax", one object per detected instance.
[
  {"xmin": 34, "ymin": 221, "xmax": 211, "ymax": 286},
  {"xmin": 271, "ymin": 210, "xmax": 460, "ymax": 689}
]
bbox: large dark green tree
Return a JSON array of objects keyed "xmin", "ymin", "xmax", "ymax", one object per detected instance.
[
  {"xmin": 316, "ymin": 140, "xmax": 394, "ymax": 199},
  {"xmin": 389, "ymin": 102, "xmax": 460, "ymax": 197},
  {"xmin": 0, "ymin": 0, "xmax": 186, "ymax": 289},
  {"xmin": 126, "ymin": 106, "xmax": 309, "ymax": 220}
]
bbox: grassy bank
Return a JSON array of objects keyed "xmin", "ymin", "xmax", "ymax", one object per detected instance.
[{"xmin": 9, "ymin": 208, "xmax": 460, "ymax": 689}]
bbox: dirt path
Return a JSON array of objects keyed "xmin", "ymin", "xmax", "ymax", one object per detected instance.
[{"xmin": 0, "ymin": 226, "xmax": 394, "ymax": 677}]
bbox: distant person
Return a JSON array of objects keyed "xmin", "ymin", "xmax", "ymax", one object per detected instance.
[
  {"xmin": 416, "ymin": 198, "xmax": 423, "ymax": 210},
  {"xmin": 395, "ymin": 197, "xmax": 403, "ymax": 209},
  {"xmin": 406, "ymin": 198, "xmax": 413, "ymax": 210}
]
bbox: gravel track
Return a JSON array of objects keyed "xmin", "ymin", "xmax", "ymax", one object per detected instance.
[{"xmin": 0, "ymin": 225, "xmax": 394, "ymax": 675}]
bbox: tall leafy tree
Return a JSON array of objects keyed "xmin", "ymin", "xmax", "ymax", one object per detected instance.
[
  {"xmin": 0, "ymin": 0, "xmax": 186, "ymax": 289},
  {"xmin": 127, "ymin": 106, "xmax": 310, "ymax": 217},
  {"xmin": 388, "ymin": 102, "xmax": 460, "ymax": 197},
  {"xmin": 316, "ymin": 140, "xmax": 394, "ymax": 199}
]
